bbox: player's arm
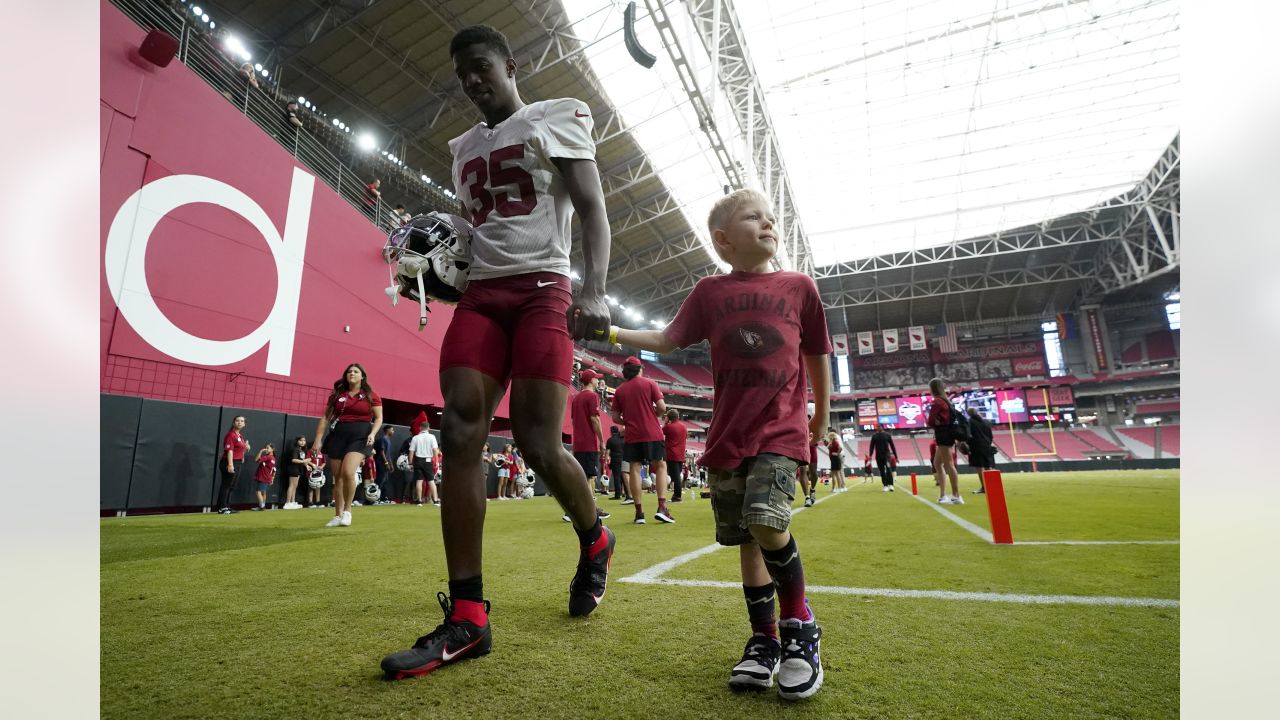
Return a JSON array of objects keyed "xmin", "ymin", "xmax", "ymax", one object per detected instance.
[
  {"xmin": 556, "ymin": 156, "xmax": 611, "ymax": 341},
  {"xmin": 888, "ymin": 435, "xmax": 898, "ymax": 460},
  {"xmin": 612, "ymin": 328, "xmax": 678, "ymax": 353},
  {"xmin": 804, "ymin": 354, "xmax": 832, "ymax": 442}
]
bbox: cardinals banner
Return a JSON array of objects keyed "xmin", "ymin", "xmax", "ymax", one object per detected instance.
[
  {"xmin": 857, "ymin": 331, "xmax": 874, "ymax": 355},
  {"xmin": 831, "ymin": 333, "xmax": 849, "ymax": 357},
  {"xmin": 883, "ymin": 328, "xmax": 899, "ymax": 353},
  {"xmin": 908, "ymin": 325, "xmax": 926, "ymax": 350}
]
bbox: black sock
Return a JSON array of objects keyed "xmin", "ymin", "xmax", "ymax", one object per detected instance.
[
  {"xmin": 448, "ymin": 575, "xmax": 484, "ymax": 604},
  {"xmin": 743, "ymin": 583, "xmax": 778, "ymax": 639},
  {"xmin": 576, "ymin": 518, "xmax": 603, "ymax": 546},
  {"xmin": 761, "ymin": 538, "xmax": 810, "ymax": 621}
]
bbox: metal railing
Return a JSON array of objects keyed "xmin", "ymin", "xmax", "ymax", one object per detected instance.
[{"xmin": 110, "ymin": 0, "xmax": 456, "ymax": 235}]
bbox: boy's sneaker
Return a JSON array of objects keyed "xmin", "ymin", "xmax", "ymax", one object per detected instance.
[
  {"xmin": 654, "ymin": 508, "xmax": 675, "ymax": 524},
  {"xmin": 777, "ymin": 617, "xmax": 823, "ymax": 700},
  {"xmin": 728, "ymin": 634, "xmax": 781, "ymax": 690},
  {"xmin": 381, "ymin": 593, "xmax": 492, "ymax": 679},
  {"xmin": 568, "ymin": 526, "xmax": 616, "ymax": 617}
]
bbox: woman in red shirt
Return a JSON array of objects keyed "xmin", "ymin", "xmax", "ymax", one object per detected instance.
[
  {"xmin": 825, "ymin": 431, "xmax": 846, "ymax": 494},
  {"xmin": 926, "ymin": 378, "xmax": 962, "ymax": 505},
  {"xmin": 216, "ymin": 415, "xmax": 249, "ymax": 514},
  {"xmin": 313, "ymin": 363, "xmax": 383, "ymax": 527}
]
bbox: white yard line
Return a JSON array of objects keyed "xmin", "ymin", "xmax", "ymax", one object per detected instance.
[
  {"xmin": 900, "ymin": 487, "xmax": 1179, "ymax": 546},
  {"xmin": 619, "ymin": 491, "xmax": 840, "ymax": 582},
  {"xmin": 622, "ymin": 576, "xmax": 1179, "ymax": 608}
]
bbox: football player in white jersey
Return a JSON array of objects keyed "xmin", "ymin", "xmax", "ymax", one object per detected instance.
[{"xmin": 382, "ymin": 25, "xmax": 617, "ymax": 681}]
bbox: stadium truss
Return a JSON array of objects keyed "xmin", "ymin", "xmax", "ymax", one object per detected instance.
[{"xmin": 144, "ymin": 0, "xmax": 1179, "ymax": 335}]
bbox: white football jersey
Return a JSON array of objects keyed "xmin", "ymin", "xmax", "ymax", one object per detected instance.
[{"xmin": 448, "ymin": 98, "xmax": 596, "ymax": 281}]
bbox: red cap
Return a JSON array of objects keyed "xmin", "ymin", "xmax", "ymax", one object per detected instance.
[
  {"xmin": 579, "ymin": 369, "xmax": 603, "ymax": 381},
  {"xmin": 624, "ymin": 356, "xmax": 642, "ymax": 367}
]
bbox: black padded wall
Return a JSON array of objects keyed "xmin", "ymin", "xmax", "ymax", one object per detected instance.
[
  {"xmin": 128, "ymin": 399, "xmax": 221, "ymax": 509},
  {"xmin": 101, "ymin": 394, "xmax": 143, "ymax": 510},
  {"xmin": 217, "ymin": 408, "xmax": 287, "ymax": 506}
]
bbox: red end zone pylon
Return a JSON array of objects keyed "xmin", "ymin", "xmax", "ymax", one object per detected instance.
[
  {"xmin": 983, "ymin": 470, "xmax": 1014, "ymax": 544},
  {"xmin": 910, "ymin": 472, "xmax": 918, "ymax": 496}
]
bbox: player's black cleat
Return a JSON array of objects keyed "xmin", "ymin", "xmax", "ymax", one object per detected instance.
[
  {"xmin": 381, "ymin": 593, "xmax": 492, "ymax": 680},
  {"xmin": 568, "ymin": 525, "xmax": 616, "ymax": 617}
]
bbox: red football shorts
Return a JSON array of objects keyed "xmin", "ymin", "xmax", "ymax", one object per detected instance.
[{"xmin": 440, "ymin": 271, "xmax": 574, "ymax": 387}]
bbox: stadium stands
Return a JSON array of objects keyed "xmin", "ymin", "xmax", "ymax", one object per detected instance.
[
  {"xmin": 1159, "ymin": 425, "xmax": 1180, "ymax": 457},
  {"xmin": 1027, "ymin": 429, "xmax": 1092, "ymax": 460},
  {"xmin": 1072, "ymin": 428, "xmax": 1127, "ymax": 454},
  {"xmin": 1116, "ymin": 427, "xmax": 1158, "ymax": 459},
  {"xmin": 668, "ymin": 363, "xmax": 715, "ymax": 388}
]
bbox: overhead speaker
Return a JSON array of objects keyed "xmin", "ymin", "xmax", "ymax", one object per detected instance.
[
  {"xmin": 139, "ymin": 29, "xmax": 179, "ymax": 67},
  {"xmin": 623, "ymin": 2, "xmax": 657, "ymax": 69}
]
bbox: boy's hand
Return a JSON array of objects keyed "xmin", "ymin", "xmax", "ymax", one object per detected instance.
[
  {"xmin": 808, "ymin": 416, "xmax": 825, "ymax": 443},
  {"xmin": 568, "ymin": 291, "xmax": 610, "ymax": 341}
]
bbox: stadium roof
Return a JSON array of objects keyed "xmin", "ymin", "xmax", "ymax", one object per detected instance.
[{"xmin": 156, "ymin": 0, "xmax": 1179, "ymax": 336}]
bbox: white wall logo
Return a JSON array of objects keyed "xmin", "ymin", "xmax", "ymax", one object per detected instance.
[{"xmin": 104, "ymin": 169, "xmax": 315, "ymax": 376}]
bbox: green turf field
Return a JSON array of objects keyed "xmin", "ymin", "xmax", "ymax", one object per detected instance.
[{"xmin": 101, "ymin": 469, "xmax": 1178, "ymax": 719}]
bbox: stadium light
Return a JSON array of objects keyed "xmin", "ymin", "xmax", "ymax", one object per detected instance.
[
  {"xmin": 225, "ymin": 35, "xmax": 251, "ymax": 62},
  {"xmin": 202, "ymin": 13, "xmax": 209, "ymax": 23},
  {"xmin": 650, "ymin": 319, "xmax": 665, "ymax": 328},
  {"xmin": 253, "ymin": 63, "xmax": 262, "ymax": 71},
  {"xmin": 297, "ymin": 96, "xmax": 306, "ymax": 104},
  {"xmin": 192, "ymin": 5, "xmax": 202, "ymax": 15},
  {"xmin": 209, "ymin": 21, "xmax": 215, "ymax": 29},
  {"xmin": 332, "ymin": 118, "xmax": 340, "ymax": 126},
  {"xmin": 259, "ymin": 67, "xmax": 266, "ymax": 76},
  {"xmin": 357, "ymin": 132, "xmax": 377, "ymax": 151}
]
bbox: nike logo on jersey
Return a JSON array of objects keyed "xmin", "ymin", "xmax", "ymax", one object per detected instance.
[
  {"xmin": 536, "ymin": 280, "xmax": 557, "ymax": 287},
  {"xmin": 575, "ymin": 110, "xmax": 589, "ymax": 118}
]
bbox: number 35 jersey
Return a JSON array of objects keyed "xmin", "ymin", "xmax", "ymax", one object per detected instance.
[{"xmin": 448, "ymin": 98, "xmax": 596, "ymax": 281}]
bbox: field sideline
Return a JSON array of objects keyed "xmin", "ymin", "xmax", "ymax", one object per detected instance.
[{"xmin": 102, "ymin": 469, "xmax": 1178, "ymax": 719}]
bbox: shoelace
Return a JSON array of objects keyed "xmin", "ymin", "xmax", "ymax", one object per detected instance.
[{"xmin": 414, "ymin": 592, "xmax": 483, "ymax": 649}]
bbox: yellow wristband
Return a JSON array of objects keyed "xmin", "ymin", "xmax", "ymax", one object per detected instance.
[{"xmin": 608, "ymin": 326, "xmax": 619, "ymax": 345}]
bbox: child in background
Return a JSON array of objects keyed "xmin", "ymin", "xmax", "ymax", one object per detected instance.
[{"xmin": 253, "ymin": 445, "xmax": 276, "ymax": 511}]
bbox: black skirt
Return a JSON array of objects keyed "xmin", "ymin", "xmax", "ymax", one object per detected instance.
[{"xmin": 322, "ymin": 421, "xmax": 374, "ymax": 458}]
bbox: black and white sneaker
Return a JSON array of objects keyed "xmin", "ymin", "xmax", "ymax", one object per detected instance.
[
  {"xmin": 777, "ymin": 617, "xmax": 823, "ymax": 700},
  {"xmin": 381, "ymin": 593, "xmax": 492, "ymax": 680},
  {"xmin": 728, "ymin": 634, "xmax": 781, "ymax": 690},
  {"xmin": 595, "ymin": 507, "xmax": 611, "ymax": 520},
  {"xmin": 803, "ymin": 496, "xmax": 815, "ymax": 508},
  {"xmin": 654, "ymin": 508, "xmax": 675, "ymax": 524},
  {"xmin": 568, "ymin": 526, "xmax": 616, "ymax": 617}
]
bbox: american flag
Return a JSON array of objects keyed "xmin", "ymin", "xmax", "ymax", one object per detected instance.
[{"xmin": 936, "ymin": 322, "xmax": 958, "ymax": 353}]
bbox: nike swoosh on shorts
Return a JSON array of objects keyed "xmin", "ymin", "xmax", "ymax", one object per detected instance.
[{"xmin": 536, "ymin": 280, "xmax": 557, "ymax": 287}]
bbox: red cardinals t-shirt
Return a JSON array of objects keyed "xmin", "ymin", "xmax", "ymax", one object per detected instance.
[
  {"xmin": 664, "ymin": 270, "xmax": 831, "ymax": 469},
  {"xmin": 331, "ymin": 390, "xmax": 382, "ymax": 422},
  {"xmin": 613, "ymin": 376, "xmax": 664, "ymax": 443},
  {"xmin": 663, "ymin": 420, "xmax": 688, "ymax": 462},
  {"xmin": 926, "ymin": 396, "xmax": 950, "ymax": 428},
  {"xmin": 223, "ymin": 430, "xmax": 248, "ymax": 461},
  {"xmin": 570, "ymin": 388, "xmax": 602, "ymax": 452},
  {"xmin": 254, "ymin": 455, "xmax": 276, "ymax": 483}
]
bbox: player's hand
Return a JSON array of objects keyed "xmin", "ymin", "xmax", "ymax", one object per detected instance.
[{"xmin": 568, "ymin": 290, "xmax": 610, "ymax": 341}]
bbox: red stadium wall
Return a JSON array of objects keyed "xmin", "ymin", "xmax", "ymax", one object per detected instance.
[{"xmin": 100, "ymin": 2, "xmax": 530, "ymax": 426}]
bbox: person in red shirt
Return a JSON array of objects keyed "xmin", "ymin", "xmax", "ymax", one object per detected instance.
[
  {"xmin": 252, "ymin": 444, "xmax": 276, "ymax": 511},
  {"xmin": 305, "ymin": 447, "xmax": 326, "ymax": 508},
  {"xmin": 824, "ymin": 431, "xmax": 846, "ymax": 494},
  {"xmin": 568, "ymin": 370, "xmax": 610, "ymax": 521},
  {"xmin": 662, "ymin": 409, "xmax": 688, "ymax": 503},
  {"xmin": 313, "ymin": 363, "xmax": 383, "ymax": 527},
  {"xmin": 216, "ymin": 415, "xmax": 249, "ymax": 514},
  {"xmin": 610, "ymin": 356, "xmax": 672, "ymax": 524},
  {"xmin": 926, "ymin": 378, "xmax": 962, "ymax": 505},
  {"xmin": 608, "ymin": 189, "xmax": 830, "ymax": 701}
]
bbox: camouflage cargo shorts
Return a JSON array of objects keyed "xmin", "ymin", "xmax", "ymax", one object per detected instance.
[{"xmin": 707, "ymin": 453, "xmax": 798, "ymax": 546}]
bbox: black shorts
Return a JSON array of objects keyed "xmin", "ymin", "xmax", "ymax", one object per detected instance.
[
  {"xmin": 830, "ymin": 455, "xmax": 843, "ymax": 472},
  {"xmin": 322, "ymin": 421, "xmax": 374, "ymax": 458},
  {"xmin": 573, "ymin": 451, "xmax": 601, "ymax": 478},
  {"xmin": 413, "ymin": 458, "xmax": 436, "ymax": 482},
  {"xmin": 623, "ymin": 440, "xmax": 666, "ymax": 463},
  {"xmin": 933, "ymin": 426, "xmax": 956, "ymax": 447}
]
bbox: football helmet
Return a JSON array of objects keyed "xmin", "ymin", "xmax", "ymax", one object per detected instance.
[
  {"xmin": 307, "ymin": 471, "xmax": 325, "ymax": 489},
  {"xmin": 493, "ymin": 456, "xmax": 506, "ymax": 469},
  {"xmin": 364, "ymin": 483, "xmax": 382, "ymax": 503},
  {"xmin": 383, "ymin": 212, "xmax": 473, "ymax": 330}
]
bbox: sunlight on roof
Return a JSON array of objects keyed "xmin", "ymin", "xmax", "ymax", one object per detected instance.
[{"xmin": 564, "ymin": 0, "xmax": 1177, "ymax": 269}]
